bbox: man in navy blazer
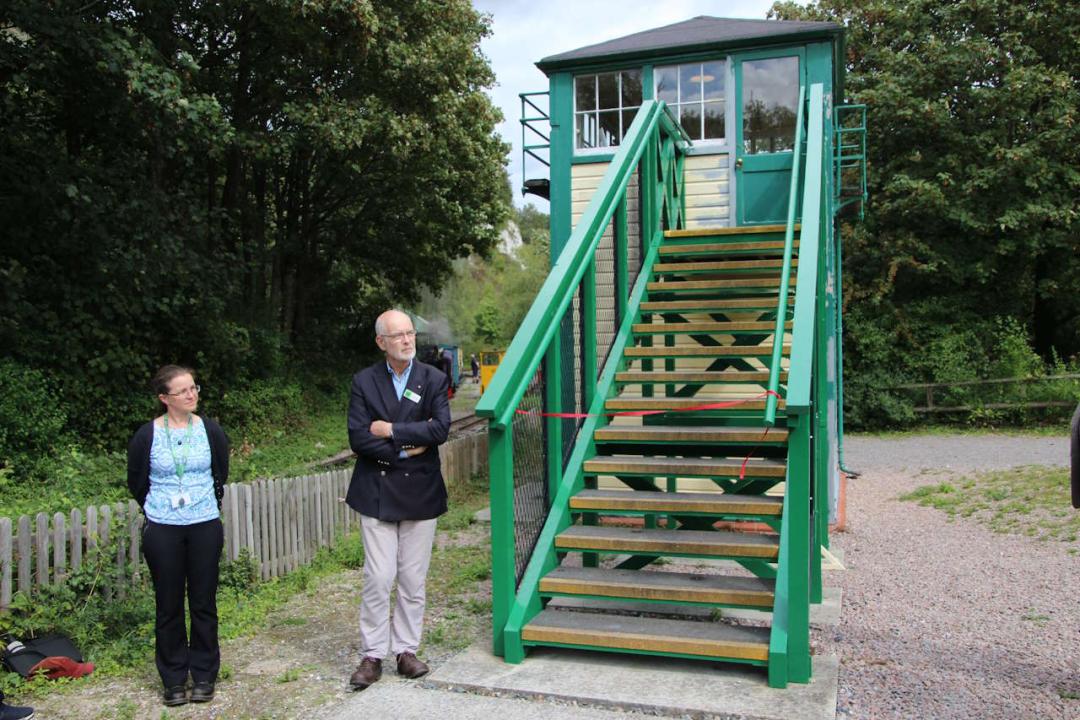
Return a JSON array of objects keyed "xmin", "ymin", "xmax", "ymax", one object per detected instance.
[{"xmin": 346, "ymin": 309, "xmax": 450, "ymax": 690}]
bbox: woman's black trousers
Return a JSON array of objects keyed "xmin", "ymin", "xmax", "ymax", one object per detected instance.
[{"xmin": 142, "ymin": 518, "xmax": 224, "ymax": 688}]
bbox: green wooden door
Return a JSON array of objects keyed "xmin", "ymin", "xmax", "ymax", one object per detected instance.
[{"xmin": 734, "ymin": 51, "xmax": 804, "ymax": 225}]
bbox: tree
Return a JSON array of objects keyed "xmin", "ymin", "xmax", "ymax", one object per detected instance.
[
  {"xmin": 0, "ymin": 0, "xmax": 509, "ymax": 437},
  {"xmin": 770, "ymin": 0, "xmax": 1080, "ymax": 423}
]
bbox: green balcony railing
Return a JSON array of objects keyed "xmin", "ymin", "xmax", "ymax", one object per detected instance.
[{"xmin": 476, "ymin": 99, "xmax": 690, "ymax": 660}]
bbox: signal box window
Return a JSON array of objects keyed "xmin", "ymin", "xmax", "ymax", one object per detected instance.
[
  {"xmin": 574, "ymin": 70, "xmax": 643, "ymax": 150},
  {"xmin": 655, "ymin": 61, "xmax": 726, "ymax": 143}
]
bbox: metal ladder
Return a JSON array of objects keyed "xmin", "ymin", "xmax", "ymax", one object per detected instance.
[{"xmin": 834, "ymin": 104, "xmax": 867, "ymax": 219}]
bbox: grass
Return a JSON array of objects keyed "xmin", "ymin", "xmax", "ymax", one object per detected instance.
[
  {"xmin": 1020, "ymin": 609, "xmax": 1051, "ymax": 626},
  {"xmin": 418, "ymin": 472, "xmax": 491, "ymax": 655},
  {"xmin": 229, "ymin": 409, "xmax": 350, "ymax": 482},
  {"xmin": 423, "ymin": 542, "xmax": 491, "ymax": 653},
  {"xmin": 0, "ymin": 407, "xmax": 350, "ymax": 519},
  {"xmin": 899, "ymin": 466, "xmax": 1079, "ymax": 542}
]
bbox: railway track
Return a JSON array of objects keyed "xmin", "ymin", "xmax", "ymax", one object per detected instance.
[
  {"xmin": 311, "ymin": 411, "xmax": 486, "ymax": 469},
  {"xmin": 449, "ymin": 412, "xmax": 486, "ymax": 436}
]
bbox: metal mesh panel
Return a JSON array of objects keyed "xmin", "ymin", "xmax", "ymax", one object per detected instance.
[
  {"xmin": 511, "ymin": 368, "xmax": 547, "ymax": 585},
  {"xmin": 595, "ymin": 222, "xmax": 617, "ymax": 370},
  {"xmin": 561, "ymin": 290, "xmax": 584, "ymax": 469},
  {"xmin": 630, "ymin": 165, "xmax": 646, "ymax": 289}
]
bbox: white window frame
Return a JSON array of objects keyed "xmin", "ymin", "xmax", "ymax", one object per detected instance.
[
  {"xmin": 573, "ymin": 70, "xmax": 643, "ymax": 155},
  {"xmin": 654, "ymin": 59, "xmax": 729, "ymax": 149}
]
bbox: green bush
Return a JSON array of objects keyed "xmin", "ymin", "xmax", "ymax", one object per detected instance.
[
  {"xmin": 204, "ymin": 379, "xmax": 307, "ymax": 441},
  {"xmin": 842, "ymin": 307, "xmax": 918, "ymax": 429},
  {"xmin": 327, "ymin": 532, "xmax": 365, "ymax": 570},
  {"xmin": 0, "ymin": 360, "xmax": 70, "ymax": 478},
  {"xmin": 219, "ymin": 549, "xmax": 260, "ymax": 593},
  {"xmin": 989, "ymin": 317, "xmax": 1044, "ymax": 379}
]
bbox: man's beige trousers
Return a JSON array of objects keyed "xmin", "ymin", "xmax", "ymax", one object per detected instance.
[{"xmin": 358, "ymin": 514, "xmax": 438, "ymax": 659}]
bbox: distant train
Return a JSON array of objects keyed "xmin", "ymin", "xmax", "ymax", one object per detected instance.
[
  {"xmin": 419, "ymin": 341, "xmax": 462, "ymax": 395},
  {"xmin": 479, "ymin": 349, "xmax": 504, "ymax": 394}
]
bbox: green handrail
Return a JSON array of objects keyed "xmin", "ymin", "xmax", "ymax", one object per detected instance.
[
  {"xmin": 765, "ymin": 85, "xmax": 807, "ymax": 425},
  {"xmin": 476, "ymin": 100, "xmax": 688, "ymax": 428},
  {"xmin": 764, "ymin": 83, "xmax": 825, "ymax": 688},
  {"xmin": 786, "ymin": 84, "xmax": 825, "ymax": 413}
]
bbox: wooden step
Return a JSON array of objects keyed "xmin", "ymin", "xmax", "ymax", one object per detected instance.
[
  {"xmin": 614, "ymin": 370, "xmax": 788, "ymax": 384},
  {"xmin": 555, "ymin": 525, "xmax": 779, "ymax": 560},
  {"xmin": 522, "ymin": 608, "xmax": 771, "ymax": 662},
  {"xmin": 660, "ymin": 239, "xmax": 800, "ymax": 257},
  {"xmin": 653, "ymin": 258, "xmax": 798, "ymax": 274},
  {"xmin": 647, "ymin": 278, "xmax": 794, "ymax": 292},
  {"xmin": 594, "ymin": 424, "xmax": 790, "ymax": 444},
  {"xmin": 624, "ymin": 344, "xmax": 789, "ymax": 358},
  {"xmin": 641, "ymin": 298, "xmax": 787, "ymax": 312},
  {"xmin": 605, "ymin": 397, "xmax": 786, "ymax": 412},
  {"xmin": 632, "ymin": 321, "xmax": 792, "ymax": 334},
  {"xmin": 540, "ymin": 566, "xmax": 776, "ymax": 607},
  {"xmin": 570, "ymin": 489, "xmax": 783, "ymax": 516},
  {"xmin": 665, "ymin": 224, "xmax": 797, "ymax": 238},
  {"xmin": 583, "ymin": 455, "xmax": 786, "ymax": 478}
]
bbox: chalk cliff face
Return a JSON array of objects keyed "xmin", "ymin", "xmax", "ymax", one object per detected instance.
[{"xmin": 497, "ymin": 221, "xmax": 524, "ymax": 259}]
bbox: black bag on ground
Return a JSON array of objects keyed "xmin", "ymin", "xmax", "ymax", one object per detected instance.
[{"xmin": 2, "ymin": 634, "xmax": 86, "ymax": 678}]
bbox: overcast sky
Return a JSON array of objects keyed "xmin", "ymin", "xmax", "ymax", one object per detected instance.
[{"xmin": 471, "ymin": 0, "xmax": 778, "ymax": 210}]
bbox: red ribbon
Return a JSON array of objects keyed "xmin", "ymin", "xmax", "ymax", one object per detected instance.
[
  {"xmin": 513, "ymin": 390, "xmax": 782, "ymax": 482},
  {"xmin": 739, "ymin": 425, "xmax": 772, "ymax": 481},
  {"xmin": 513, "ymin": 390, "xmax": 782, "ymax": 419}
]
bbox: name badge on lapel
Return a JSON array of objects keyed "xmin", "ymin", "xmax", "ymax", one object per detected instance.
[{"xmin": 403, "ymin": 388, "xmax": 421, "ymax": 403}]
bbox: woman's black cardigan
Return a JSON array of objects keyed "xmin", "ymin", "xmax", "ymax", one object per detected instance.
[{"xmin": 127, "ymin": 417, "xmax": 230, "ymax": 510}]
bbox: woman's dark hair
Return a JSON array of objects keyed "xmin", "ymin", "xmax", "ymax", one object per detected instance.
[{"xmin": 151, "ymin": 364, "xmax": 196, "ymax": 396}]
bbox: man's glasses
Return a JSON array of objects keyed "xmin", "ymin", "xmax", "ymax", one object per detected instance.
[
  {"xmin": 381, "ymin": 330, "xmax": 417, "ymax": 342},
  {"xmin": 166, "ymin": 385, "xmax": 201, "ymax": 397}
]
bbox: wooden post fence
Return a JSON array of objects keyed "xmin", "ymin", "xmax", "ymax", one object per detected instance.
[{"xmin": 0, "ymin": 430, "xmax": 488, "ymax": 611}]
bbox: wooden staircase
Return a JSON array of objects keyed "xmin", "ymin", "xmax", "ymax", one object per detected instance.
[{"xmin": 519, "ymin": 224, "xmax": 797, "ymax": 676}]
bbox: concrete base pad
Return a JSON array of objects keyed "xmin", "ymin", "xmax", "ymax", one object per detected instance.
[{"xmin": 427, "ymin": 643, "xmax": 838, "ymax": 720}]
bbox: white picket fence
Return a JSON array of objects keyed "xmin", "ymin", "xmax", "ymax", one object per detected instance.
[{"xmin": 0, "ymin": 431, "xmax": 488, "ymax": 611}]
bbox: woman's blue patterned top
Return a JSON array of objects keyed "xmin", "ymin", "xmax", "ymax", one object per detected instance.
[{"xmin": 144, "ymin": 419, "xmax": 220, "ymax": 525}]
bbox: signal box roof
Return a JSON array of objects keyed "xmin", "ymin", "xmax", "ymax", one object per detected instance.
[{"xmin": 537, "ymin": 16, "xmax": 842, "ymax": 72}]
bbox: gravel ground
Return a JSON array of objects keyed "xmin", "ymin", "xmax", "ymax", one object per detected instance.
[
  {"xmin": 843, "ymin": 433, "xmax": 1070, "ymax": 472},
  {"xmin": 823, "ymin": 433, "xmax": 1079, "ymax": 720}
]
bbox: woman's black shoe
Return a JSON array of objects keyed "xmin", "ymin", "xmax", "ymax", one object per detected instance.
[
  {"xmin": 163, "ymin": 685, "xmax": 188, "ymax": 706},
  {"xmin": 190, "ymin": 681, "xmax": 215, "ymax": 703}
]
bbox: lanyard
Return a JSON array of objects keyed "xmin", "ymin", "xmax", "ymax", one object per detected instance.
[{"xmin": 163, "ymin": 415, "xmax": 195, "ymax": 489}]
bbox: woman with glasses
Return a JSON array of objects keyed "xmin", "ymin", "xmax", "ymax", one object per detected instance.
[{"xmin": 126, "ymin": 365, "xmax": 229, "ymax": 707}]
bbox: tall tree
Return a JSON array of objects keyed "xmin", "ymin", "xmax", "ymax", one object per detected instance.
[
  {"xmin": 0, "ymin": 0, "xmax": 508, "ymax": 433},
  {"xmin": 770, "ymin": 0, "xmax": 1080, "ymax": 422}
]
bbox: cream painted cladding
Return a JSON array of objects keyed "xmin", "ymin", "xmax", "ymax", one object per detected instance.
[
  {"xmin": 683, "ymin": 153, "xmax": 730, "ymax": 228},
  {"xmin": 570, "ymin": 162, "xmax": 641, "ymax": 384}
]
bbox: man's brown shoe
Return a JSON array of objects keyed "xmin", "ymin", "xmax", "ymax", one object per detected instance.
[
  {"xmin": 396, "ymin": 652, "xmax": 429, "ymax": 679},
  {"xmin": 349, "ymin": 657, "xmax": 382, "ymax": 690}
]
